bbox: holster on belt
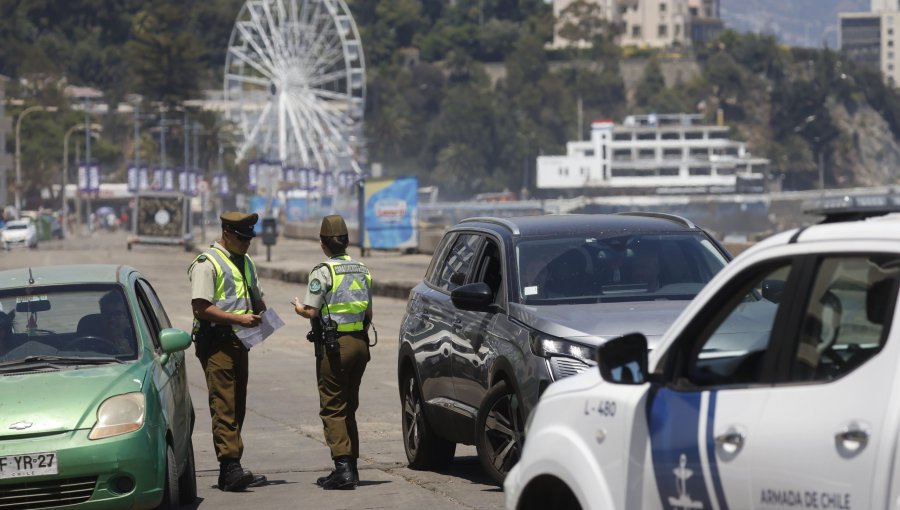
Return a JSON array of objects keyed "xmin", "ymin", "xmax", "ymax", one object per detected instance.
[{"xmin": 193, "ymin": 320, "xmax": 233, "ymax": 358}]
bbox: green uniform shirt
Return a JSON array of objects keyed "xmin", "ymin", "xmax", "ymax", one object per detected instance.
[
  {"xmin": 302, "ymin": 264, "xmax": 333, "ymax": 310},
  {"xmin": 190, "ymin": 241, "xmax": 265, "ymax": 303}
]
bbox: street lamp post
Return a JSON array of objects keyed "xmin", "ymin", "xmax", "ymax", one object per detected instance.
[
  {"xmin": 63, "ymin": 123, "xmax": 101, "ymax": 235},
  {"xmin": 14, "ymin": 105, "xmax": 58, "ymax": 218}
]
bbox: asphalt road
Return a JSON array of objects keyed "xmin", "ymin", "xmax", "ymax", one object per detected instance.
[{"xmin": 0, "ymin": 232, "xmax": 505, "ymax": 510}]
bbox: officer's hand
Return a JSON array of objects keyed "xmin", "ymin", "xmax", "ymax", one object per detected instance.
[
  {"xmin": 239, "ymin": 314, "xmax": 262, "ymax": 327},
  {"xmin": 291, "ymin": 297, "xmax": 301, "ymax": 314}
]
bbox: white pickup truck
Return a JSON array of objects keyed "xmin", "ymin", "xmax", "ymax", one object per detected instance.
[{"xmin": 505, "ymin": 198, "xmax": 900, "ymax": 510}]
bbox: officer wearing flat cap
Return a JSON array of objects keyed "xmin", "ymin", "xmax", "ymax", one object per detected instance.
[
  {"xmin": 188, "ymin": 211, "xmax": 268, "ymax": 491},
  {"xmin": 292, "ymin": 214, "xmax": 373, "ymax": 490}
]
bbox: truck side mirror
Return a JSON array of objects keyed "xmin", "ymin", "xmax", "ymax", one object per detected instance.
[{"xmin": 597, "ymin": 333, "xmax": 649, "ymax": 384}]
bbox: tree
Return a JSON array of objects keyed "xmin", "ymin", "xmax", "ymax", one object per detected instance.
[
  {"xmin": 634, "ymin": 59, "xmax": 665, "ymax": 108},
  {"xmin": 126, "ymin": 2, "xmax": 206, "ymax": 105}
]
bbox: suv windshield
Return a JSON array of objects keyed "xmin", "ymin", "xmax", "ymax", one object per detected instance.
[
  {"xmin": 0, "ymin": 285, "xmax": 138, "ymax": 364},
  {"xmin": 516, "ymin": 232, "xmax": 727, "ymax": 304}
]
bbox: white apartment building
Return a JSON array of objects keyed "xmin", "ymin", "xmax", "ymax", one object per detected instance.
[
  {"xmin": 872, "ymin": 0, "xmax": 900, "ymax": 12},
  {"xmin": 536, "ymin": 113, "xmax": 770, "ymax": 193},
  {"xmin": 550, "ymin": 0, "xmax": 721, "ymax": 50},
  {"xmin": 839, "ymin": 10, "xmax": 900, "ymax": 85}
]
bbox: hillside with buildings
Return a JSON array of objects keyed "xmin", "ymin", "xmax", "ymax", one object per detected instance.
[{"xmin": 720, "ymin": 0, "xmax": 868, "ymax": 48}]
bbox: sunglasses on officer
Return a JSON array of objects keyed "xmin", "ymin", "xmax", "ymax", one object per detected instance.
[{"xmin": 226, "ymin": 227, "xmax": 254, "ymax": 242}]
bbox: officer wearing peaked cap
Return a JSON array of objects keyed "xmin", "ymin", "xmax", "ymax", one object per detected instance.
[
  {"xmin": 292, "ymin": 214, "xmax": 373, "ymax": 490},
  {"xmin": 188, "ymin": 211, "xmax": 268, "ymax": 491}
]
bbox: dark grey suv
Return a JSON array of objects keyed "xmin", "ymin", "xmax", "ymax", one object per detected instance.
[{"xmin": 397, "ymin": 213, "xmax": 731, "ymax": 483}]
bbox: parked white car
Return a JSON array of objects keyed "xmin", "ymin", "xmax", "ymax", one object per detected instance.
[
  {"xmin": 2, "ymin": 219, "xmax": 38, "ymax": 249},
  {"xmin": 506, "ymin": 196, "xmax": 900, "ymax": 510}
]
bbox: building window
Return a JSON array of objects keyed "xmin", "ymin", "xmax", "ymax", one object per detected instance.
[
  {"xmin": 660, "ymin": 167, "xmax": 679, "ymax": 176},
  {"xmin": 890, "ymin": 51, "xmax": 895, "ymax": 59},
  {"xmin": 663, "ymin": 148, "xmax": 682, "ymax": 159},
  {"xmin": 632, "ymin": 24, "xmax": 641, "ymax": 37},
  {"xmin": 638, "ymin": 149, "xmax": 656, "ymax": 159},
  {"xmin": 890, "ymin": 40, "xmax": 895, "ymax": 47},
  {"xmin": 889, "ymin": 63, "xmax": 895, "ymax": 71},
  {"xmin": 675, "ymin": 24, "xmax": 681, "ymax": 37},
  {"xmin": 890, "ymin": 28, "xmax": 894, "ymax": 35},
  {"xmin": 660, "ymin": 2, "xmax": 667, "ymax": 12},
  {"xmin": 689, "ymin": 166, "xmax": 711, "ymax": 176},
  {"xmin": 637, "ymin": 132, "xmax": 656, "ymax": 140},
  {"xmin": 659, "ymin": 24, "xmax": 668, "ymax": 37},
  {"xmin": 584, "ymin": 149, "xmax": 595, "ymax": 156},
  {"xmin": 716, "ymin": 167, "xmax": 735, "ymax": 176}
]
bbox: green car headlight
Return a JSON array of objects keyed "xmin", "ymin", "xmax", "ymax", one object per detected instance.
[
  {"xmin": 529, "ymin": 332, "xmax": 596, "ymax": 362},
  {"xmin": 89, "ymin": 392, "xmax": 145, "ymax": 440}
]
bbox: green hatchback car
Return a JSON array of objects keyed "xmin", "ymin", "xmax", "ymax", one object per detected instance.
[{"xmin": 0, "ymin": 265, "xmax": 196, "ymax": 509}]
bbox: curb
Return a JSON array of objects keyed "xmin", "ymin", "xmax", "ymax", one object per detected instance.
[{"xmin": 257, "ymin": 266, "xmax": 415, "ymax": 300}]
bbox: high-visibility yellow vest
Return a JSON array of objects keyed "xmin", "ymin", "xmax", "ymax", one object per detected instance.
[
  {"xmin": 190, "ymin": 247, "xmax": 258, "ymax": 331},
  {"xmin": 320, "ymin": 254, "xmax": 371, "ymax": 332}
]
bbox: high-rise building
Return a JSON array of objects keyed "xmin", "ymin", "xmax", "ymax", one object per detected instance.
[
  {"xmin": 550, "ymin": 0, "xmax": 722, "ymax": 50},
  {"xmin": 872, "ymin": 0, "xmax": 900, "ymax": 12},
  {"xmin": 839, "ymin": 8, "xmax": 900, "ymax": 85}
]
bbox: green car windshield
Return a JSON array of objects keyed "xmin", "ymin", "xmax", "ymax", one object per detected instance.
[
  {"xmin": 0, "ymin": 285, "xmax": 138, "ymax": 363},
  {"xmin": 516, "ymin": 232, "xmax": 729, "ymax": 304}
]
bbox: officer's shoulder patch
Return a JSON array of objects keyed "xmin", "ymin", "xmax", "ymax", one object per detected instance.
[{"xmin": 309, "ymin": 278, "xmax": 323, "ymax": 294}]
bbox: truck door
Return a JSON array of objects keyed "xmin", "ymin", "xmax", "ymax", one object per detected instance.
[
  {"xmin": 642, "ymin": 258, "xmax": 795, "ymax": 509},
  {"xmin": 744, "ymin": 254, "xmax": 900, "ymax": 510}
]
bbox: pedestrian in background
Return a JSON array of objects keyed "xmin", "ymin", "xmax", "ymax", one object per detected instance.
[
  {"xmin": 292, "ymin": 214, "xmax": 373, "ymax": 490},
  {"xmin": 188, "ymin": 211, "xmax": 268, "ymax": 492}
]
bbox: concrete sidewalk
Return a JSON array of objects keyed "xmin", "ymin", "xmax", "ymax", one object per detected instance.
[{"xmin": 249, "ymin": 236, "xmax": 432, "ymax": 299}]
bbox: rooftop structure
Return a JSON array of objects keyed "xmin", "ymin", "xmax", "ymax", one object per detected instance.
[{"xmin": 536, "ymin": 113, "xmax": 770, "ymax": 194}]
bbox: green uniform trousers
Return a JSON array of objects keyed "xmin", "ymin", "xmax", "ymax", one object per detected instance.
[
  {"xmin": 197, "ymin": 333, "xmax": 249, "ymax": 462},
  {"xmin": 317, "ymin": 333, "xmax": 369, "ymax": 459}
]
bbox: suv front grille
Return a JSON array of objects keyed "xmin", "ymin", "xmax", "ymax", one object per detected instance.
[
  {"xmin": 549, "ymin": 356, "xmax": 592, "ymax": 380},
  {"xmin": 0, "ymin": 476, "xmax": 96, "ymax": 509}
]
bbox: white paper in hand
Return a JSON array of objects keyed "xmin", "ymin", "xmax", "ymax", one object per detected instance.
[{"xmin": 235, "ymin": 308, "xmax": 285, "ymax": 349}]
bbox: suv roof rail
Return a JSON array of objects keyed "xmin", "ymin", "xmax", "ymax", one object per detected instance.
[
  {"xmin": 459, "ymin": 216, "xmax": 520, "ymax": 235},
  {"xmin": 803, "ymin": 194, "xmax": 900, "ymax": 224},
  {"xmin": 617, "ymin": 211, "xmax": 695, "ymax": 229}
]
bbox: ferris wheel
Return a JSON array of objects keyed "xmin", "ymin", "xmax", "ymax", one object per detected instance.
[{"xmin": 224, "ymin": 0, "xmax": 366, "ymax": 174}]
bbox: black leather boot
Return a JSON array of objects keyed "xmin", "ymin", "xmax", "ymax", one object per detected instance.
[
  {"xmin": 321, "ymin": 456, "xmax": 357, "ymax": 490},
  {"xmin": 316, "ymin": 469, "xmax": 336, "ymax": 487},
  {"xmin": 218, "ymin": 461, "xmax": 253, "ymax": 492},
  {"xmin": 350, "ymin": 457, "xmax": 359, "ymax": 483}
]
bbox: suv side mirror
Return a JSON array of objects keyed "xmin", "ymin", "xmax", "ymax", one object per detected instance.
[
  {"xmin": 761, "ymin": 279, "xmax": 785, "ymax": 303},
  {"xmin": 451, "ymin": 282, "xmax": 494, "ymax": 311},
  {"xmin": 597, "ymin": 333, "xmax": 649, "ymax": 384}
]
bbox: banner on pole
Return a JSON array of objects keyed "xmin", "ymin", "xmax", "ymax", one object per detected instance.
[{"xmin": 364, "ymin": 176, "xmax": 418, "ymax": 250}]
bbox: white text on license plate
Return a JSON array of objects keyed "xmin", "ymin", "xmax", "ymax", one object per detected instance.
[{"xmin": 0, "ymin": 452, "xmax": 58, "ymax": 479}]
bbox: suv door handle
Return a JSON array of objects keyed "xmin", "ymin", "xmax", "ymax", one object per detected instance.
[
  {"xmin": 715, "ymin": 431, "xmax": 745, "ymax": 454},
  {"xmin": 452, "ymin": 318, "xmax": 463, "ymax": 331}
]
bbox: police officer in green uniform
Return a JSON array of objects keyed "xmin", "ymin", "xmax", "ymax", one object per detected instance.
[
  {"xmin": 189, "ymin": 212, "xmax": 268, "ymax": 491},
  {"xmin": 292, "ymin": 214, "xmax": 372, "ymax": 490}
]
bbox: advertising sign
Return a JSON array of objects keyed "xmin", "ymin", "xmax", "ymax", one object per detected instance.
[
  {"xmin": 363, "ymin": 176, "xmax": 418, "ymax": 250},
  {"xmin": 78, "ymin": 162, "xmax": 100, "ymax": 193}
]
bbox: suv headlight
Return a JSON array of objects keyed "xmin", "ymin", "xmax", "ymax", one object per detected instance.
[
  {"xmin": 529, "ymin": 332, "xmax": 597, "ymax": 362},
  {"xmin": 89, "ymin": 392, "xmax": 145, "ymax": 440}
]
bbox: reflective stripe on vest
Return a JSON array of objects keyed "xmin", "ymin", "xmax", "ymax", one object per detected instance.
[
  {"xmin": 190, "ymin": 248, "xmax": 256, "ymax": 331},
  {"xmin": 322, "ymin": 255, "xmax": 371, "ymax": 332}
]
